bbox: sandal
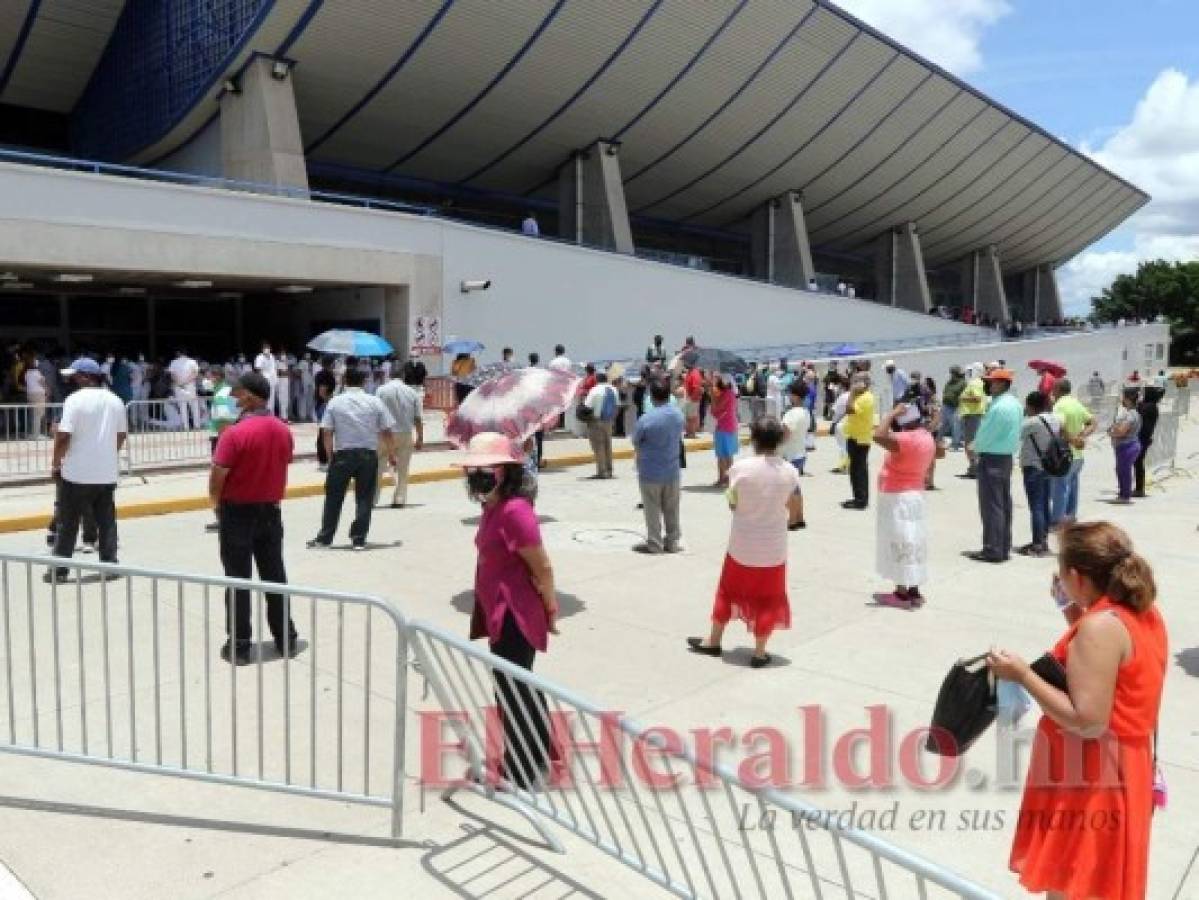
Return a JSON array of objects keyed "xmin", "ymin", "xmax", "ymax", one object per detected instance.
[
  {"xmin": 686, "ymin": 637, "xmax": 722, "ymax": 657},
  {"xmin": 750, "ymin": 654, "xmax": 772, "ymax": 669}
]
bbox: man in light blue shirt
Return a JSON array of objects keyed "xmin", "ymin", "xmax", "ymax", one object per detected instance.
[
  {"xmin": 632, "ymin": 379, "xmax": 685, "ymax": 554},
  {"xmin": 965, "ymin": 369, "xmax": 1022, "ymax": 563}
]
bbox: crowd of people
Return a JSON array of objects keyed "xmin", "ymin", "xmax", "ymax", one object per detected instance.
[{"xmin": 26, "ymin": 329, "xmax": 1173, "ymax": 899}]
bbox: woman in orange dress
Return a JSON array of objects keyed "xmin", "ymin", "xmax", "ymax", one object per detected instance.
[{"xmin": 989, "ymin": 521, "xmax": 1167, "ymax": 899}]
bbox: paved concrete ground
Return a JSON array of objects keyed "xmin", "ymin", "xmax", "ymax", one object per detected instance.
[{"xmin": 0, "ymin": 424, "xmax": 1195, "ymax": 898}]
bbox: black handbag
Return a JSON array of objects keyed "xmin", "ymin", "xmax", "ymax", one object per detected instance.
[
  {"xmin": 926, "ymin": 652, "xmax": 996, "ymax": 756},
  {"xmin": 1030, "ymin": 652, "xmax": 1068, "ymax": 692}
]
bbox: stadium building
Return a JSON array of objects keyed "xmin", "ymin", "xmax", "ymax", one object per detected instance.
[{"xmin": 0, "ymin": 0, "xmax": 1149, "ymax": 362}]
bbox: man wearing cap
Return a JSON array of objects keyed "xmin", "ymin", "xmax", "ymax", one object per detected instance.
[
  {"xmin": 45, "ymin": 358, "xmax": 128, "ymax": 582},
  {"xmin": 208, "ymin": 373, "xmax": 299, "ymax": 665},
  {"xmin": 308, "ymin": 366, "xmax": 396, "ymax": 550},
  {"xmin": 965, "ymin": 368, "xmax": 1022, "ymax": 563},
  {"xmin": 958, "ymin": 363, "xmax": 988, "ymax": 477}
]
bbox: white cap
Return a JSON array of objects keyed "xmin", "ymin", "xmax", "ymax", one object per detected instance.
[{"xmin": 884, "ymin": 359, "xmax": 896, "ymax": 368}]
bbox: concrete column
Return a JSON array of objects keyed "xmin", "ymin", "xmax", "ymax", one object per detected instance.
[
  {"xmin": 557, "ymin": 141, "xmax": 634, "ymax": 254},
  {"xmin": 220, "ymin": 56, "xmax": 309, "ymax": 193},
  {"xmin": 749, "ymin": 191, "xmax": 816, "ymax": 288},
  {"xmin": 968, "ymin": 245, "xmax": 1009, "ymax": 323},
  {"xmin": 1035, "ymin": 264, "xmax": 1063, "ymax": 323},
  {"xmin": 382, "ymin": 285, "xmax": 409, "ymax": 359},
  {"xmin": 873, "ymin": 222, "xmax": 931, "ymax": 313}
]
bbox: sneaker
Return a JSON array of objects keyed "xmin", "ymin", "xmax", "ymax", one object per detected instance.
[
  {"xmin": 42, "ymin": 569, "xmax": 70, "ymax": 584},
  {"xmin": 81, "ymin": 543, "xmax": 96, "ymax": 555},
  {"xmin": 663, "ymin": 543, "xmax": 684, "ymax": 554},
  {"xmin": 351, "ymin": 543, "xmax": 367, "ymax": 552},
  {"xmin": 275, "ymin": 637, "xmax": 301, "ymax": 659},
  {"xmin": 306, "ymin": 539, "xmax": 331, "ymax": 550},
  {"xmin": 906, "ymin": 588, "xmax": 926, "ymax": 608},
  {"xmin": 220, "ymin": 641, "xmax": 255, "ymax": 666}
]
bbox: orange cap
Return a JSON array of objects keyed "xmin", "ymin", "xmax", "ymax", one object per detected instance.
[{"xmin": 983, "ymin": 368, "xmax": 1014, "ymax": 382}]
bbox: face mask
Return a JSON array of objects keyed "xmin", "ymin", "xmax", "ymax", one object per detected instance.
[{"xmin": 466, "ymin": 469, "xmax": 498, "ymax": 497}]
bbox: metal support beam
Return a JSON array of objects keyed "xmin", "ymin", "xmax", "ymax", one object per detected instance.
[
  {"xmin": 873, "ymin": 222, "xmax": 931, "ymax": 312},
  {"xmin": 750, "ymin": 191, "xmax": 815, "ymax": 288},
  {"xmin": 556, "ymin": 141, "xmax": 634, "ymax": 254}
]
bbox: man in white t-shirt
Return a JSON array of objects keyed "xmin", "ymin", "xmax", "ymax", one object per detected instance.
[
  {"xmin": 254, "ymin": 343, "xmax": 278, "ymax": 414},
  {"xmin": 168, "ymin": 349, "xmax": 201, "ymax": 429},
  {"xmin": 548, "ymin": 343, "xmax": 572, "ymax": 373},
  {"xmin": 780, "ymin": 381, "xmax": 813, "ymax": 476},
  {"xmin": 46, "ymin": 358, "xmax": 128, "ymax": 581}
]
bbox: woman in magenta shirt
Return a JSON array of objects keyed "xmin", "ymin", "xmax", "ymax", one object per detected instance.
[
  {"xmin": 710, "ymin": 373, "xmax": 741, "ymax": 487},
  {"xmin": 458, "ymin": 432, "xmax": 559, "ymax": 789},
  {"xmin": 872, "ymin": 403, "xmax": 936, "ymax": 609}
]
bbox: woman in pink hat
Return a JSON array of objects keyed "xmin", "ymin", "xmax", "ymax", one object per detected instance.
[{"xmin": 458, "ymin": 432, "xmax": 559, "ymax": 789}]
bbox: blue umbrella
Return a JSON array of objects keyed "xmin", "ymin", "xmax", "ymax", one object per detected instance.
[
  {"xmin": 442, "ymin": 339, "xmax": 485, "ymax": 355},
  {"xmin": 307, "ymin": 329, "xmax": 394, "ymax": 357},
  {"xmin": 830, "ymin": 343, "xmax": 863, "ymax": 357},
  {"xmin": 443, "ymin": 337, "xmax": 484, "ymax": 354}
]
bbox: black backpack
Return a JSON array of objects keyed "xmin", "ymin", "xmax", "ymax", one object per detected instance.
[{"xmin": 1031, "ymin": 415, "xmax": 1072, "ymax": 477}]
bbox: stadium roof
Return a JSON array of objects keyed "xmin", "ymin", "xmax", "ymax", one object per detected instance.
[{"xmin": 1, "ymin": 0, "xmax": 1148, "ymax": 272}]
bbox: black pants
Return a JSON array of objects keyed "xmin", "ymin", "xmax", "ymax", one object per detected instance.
[
  {"xmin": 1134, "ymin": 439, "xmax": 1152, "ymax": 494},
  {"xmin": 534, "ymin": 428, "xmax": 544, "ymax": 466},
  {"xmin": 219, "ymin": 503, "xmax": 296, "ymax": 648},
  {"xmin": 847, "ymin": 438, "xmax": 870, "ymax": 507},
  {"xmin": 47, "ymin": 480, "xmax": 98, "ymax": 546},
  {"xmin": 454, "ymin": 383, "xmax": 473, "ymax": 405},
  {"xmin": 51, "ymin": 479, "xmax": 118, "ymax": 570},
  {"xmin": 977, "ymin": 453, "xmax": 1013, "ymax": 559},
  {"xmin": 490, "ymin": 613, "xmax": 550, "ymax": 790},
  {"xmin": 316, "ymin": 448, "xmax": 378, "ymax": 545}
]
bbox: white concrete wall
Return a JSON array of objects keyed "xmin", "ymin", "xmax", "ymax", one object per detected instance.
[
  {"xmin": 0, "ymin": 160, "xmax": 994, "ymax": 365},
  {"xmin": 842, "ymin": 324, "xmax": 1171, "ymax": 409}
]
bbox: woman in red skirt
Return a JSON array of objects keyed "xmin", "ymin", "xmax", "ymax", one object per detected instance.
[{"xmin": 687, "ymin": 416, "xmax": 803, "ymax": 668}]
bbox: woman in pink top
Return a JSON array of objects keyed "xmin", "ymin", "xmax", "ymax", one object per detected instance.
[
  {"xmin": 873, "ymin": 403, "xmax": 936, "ymax": 609},
  {"xmin": 710, "ymin": 373, "xmax": 740, "ymax": 487},
  {"xmin": 457, "ymin": 432, "xmax": 559, "ymax": 789},
  {"xmin": 687, "ymin": 417, "xmax": 803, "ymax": 668}
]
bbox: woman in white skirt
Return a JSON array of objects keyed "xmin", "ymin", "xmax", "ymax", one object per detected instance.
[{"xmin": 872, "ymin": 402, "xmax": 936, "ymax": 609}]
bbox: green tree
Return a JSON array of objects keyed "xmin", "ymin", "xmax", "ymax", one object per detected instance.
[{"xmin": 1090, "ymin": 259, "xmax": 1199, "ymax": 361}]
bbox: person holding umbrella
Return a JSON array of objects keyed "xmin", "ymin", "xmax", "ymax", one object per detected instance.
[
  {"xmin": 710, "ymin": 371, "xmax": 740, "ymax": 487},
  {"xmin": 457, "ymin": 432, "xmax": 559, "ymax": 789}
]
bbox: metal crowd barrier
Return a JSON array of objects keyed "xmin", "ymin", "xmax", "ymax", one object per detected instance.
[
  {"xmin": 408, "ymin": 622, "xmax": 999, "ymax": 900},
  {"xmin": 0, "ymin": 553, "xmax": 408, "ymax": 837},
  {"xmin": 124, "ymin": 398, "xmax": 215, "ymax": 473},
  {"xmin": 0, "ymin": 402, "xmax": 64, "ymax": 482}
]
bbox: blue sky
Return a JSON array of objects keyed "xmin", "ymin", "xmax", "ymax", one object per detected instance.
[{"xmin": 839, "ymin": 0, "xmax": 1199, "ymax": 312}]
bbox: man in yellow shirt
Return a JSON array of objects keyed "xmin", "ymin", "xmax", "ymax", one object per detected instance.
[
  {"xmin": 842, "ymin": 374, "xmax": 875, "ymax": 509},
  {"xmin": 958, "ymin": 362, "xmax": 989, "ymax": 478}
]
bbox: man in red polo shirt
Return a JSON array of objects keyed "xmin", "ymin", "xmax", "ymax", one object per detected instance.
[
  {"xmin": 682, "ymin": 364, "xmax": 704, "ymax": 437},
  {"xmin": 209, "ymin": 372, "xmax": 299, "ymax": 666}
]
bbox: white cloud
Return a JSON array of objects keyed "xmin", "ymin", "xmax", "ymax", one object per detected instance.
[
  {"xmin": 1061, "ymin": 69, "xmax": 1199, "ymax": 313},
  {"xmin": 835, "ymin": 0, "xmax": 1010, "ymax": 75}
]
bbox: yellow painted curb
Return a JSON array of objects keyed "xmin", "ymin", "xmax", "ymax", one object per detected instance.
[{"xmin": 0, "ymin": 432, "xmax": 778, "ymax": 535}]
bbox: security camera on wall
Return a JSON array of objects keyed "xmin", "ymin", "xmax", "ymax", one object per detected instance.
[{"xmin": 460, "ymin": 280, "xmax": 492, "ymax": 293}]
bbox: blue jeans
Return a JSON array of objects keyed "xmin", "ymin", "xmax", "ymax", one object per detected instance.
[
  {"xmin": 940, "ymin": 406, "xmax": 962, "ymax": 449},
  {"xmin": 1021, "ymin": 466, "xmax": 1051, "ymax": 546},
  {"xmin": 1049, "ymin": 457, "xmax": 1084, "ymax": 525}
]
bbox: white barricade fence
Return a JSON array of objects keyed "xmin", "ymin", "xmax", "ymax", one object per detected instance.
[
  {"xmin": 408, "ymin": 621, "xmax": 1000, "ymax": 900},
  {"xmin": 0, "ymin": 553, "xmax": 408, "ymax": 836},
  {"xmin": 0, "ymin": 402, "xmax": 64, "ymax": 482},
  {"xmin": 124, "ymin": 398, "xmax": 216, "ymax": 472}
]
